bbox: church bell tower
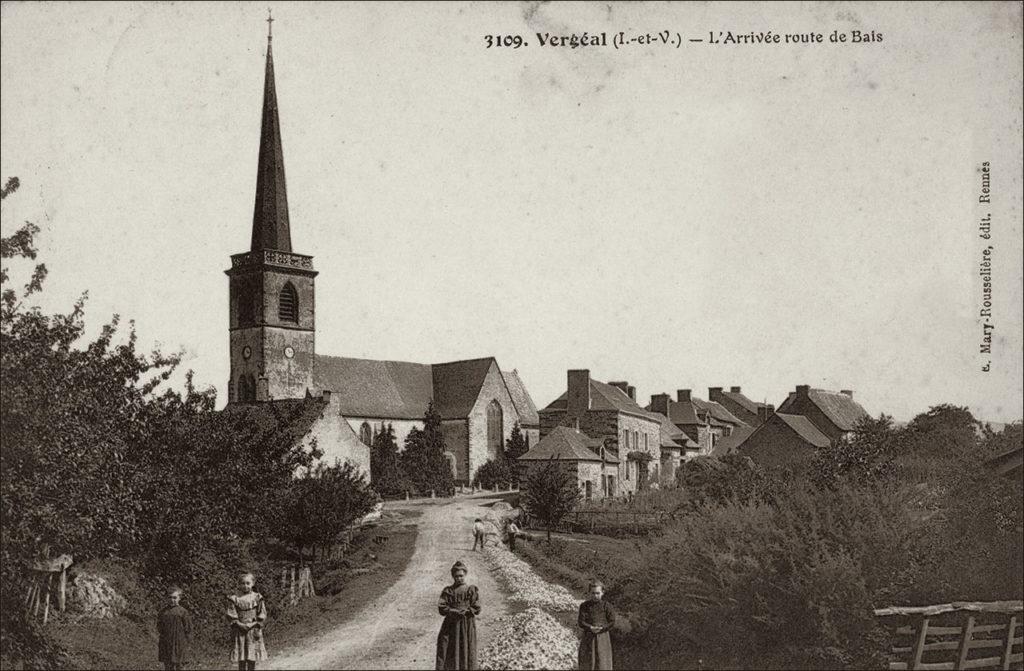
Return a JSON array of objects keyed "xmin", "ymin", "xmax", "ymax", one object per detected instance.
[{"xmin": 226, "ymin": 16, "xmax": 316, "ymax": 403}]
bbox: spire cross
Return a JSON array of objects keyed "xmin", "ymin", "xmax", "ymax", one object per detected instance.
[{"xmin": 266, "ymin": 9, "xmax": 274, "ymax": 42}]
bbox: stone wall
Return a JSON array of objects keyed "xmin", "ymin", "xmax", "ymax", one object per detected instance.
[
  {"xmin": 304, "ymin": 395, "xmax": 370, "ymax": 477},
  {"xmin": 466, "ymin": 361, "xmax": 521, "ymax": 483}
]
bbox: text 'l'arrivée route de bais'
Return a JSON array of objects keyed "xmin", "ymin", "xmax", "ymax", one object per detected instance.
[{"xmin": 483, "ymin": 29, "xmax": 883, "ymax": 49}]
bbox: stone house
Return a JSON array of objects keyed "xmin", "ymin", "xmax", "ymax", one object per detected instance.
[
  {"xmin": 222, "ymin": 34, "xmax": 538, "ymax": 484},
  {"xmin": 737, "ymin": 412, "xmax": 832, "ymax": 470},
  {"xmin": 774, "ymin": 385, "xmax": 868, "ymax": 441},
  {"xmin": 517, "ymin": 426, "xmax": 619, "ymax": 501},
  {"xmin": 709, "ymin": 386, "xmax": 774, "ymax": 428},
  {"xmin": 647, "ymin": 390, "xmax": 749, "ymax": 457},
  {"xmin": 538, "ymin": 370, "xmax": 663, "ymax": 496}
]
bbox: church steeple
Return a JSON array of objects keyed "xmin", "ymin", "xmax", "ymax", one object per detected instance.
[{"xmin": 250, "ymin": 10, "xmax": 291, "ymax": 253}]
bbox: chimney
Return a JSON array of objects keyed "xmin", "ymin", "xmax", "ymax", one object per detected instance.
[
  {"xmin": 677, "ymin": 389, "xmax": 691, "ymax": 402},
  {"xmin": 568, "ymin": 370, "xmax": 592, "ymax": 416},
  {"xmin": 627, "ymin": 385, "xmax": 636, "ymax": 401},
  {"xmin": 650, "ymin": 393, "xmax": 670, "ymax": 415},
  {"xmin": 609, "ymin": 381, "xmax": 629, "ymax": 395},
  {"xmin": 758, "ymin": 404, "xmax": 774, "ymax": 423},
  {"xmin": 795, "ymin": 384, "xmax": 810, "ymax": 396},
  {"xmin": 730, "ymin": 386, "xmax": 741, "ymax": 393},
  {"xmin": 840, "ymin": 389, "xmax": 854, "ymax": 398},
  {"xmin": 709, "ymin": 387, "xmax": 724, "ymax": 401},
  {"xmin": 322, "ymin": 390, "xmax": 332, "ymax": 403}
]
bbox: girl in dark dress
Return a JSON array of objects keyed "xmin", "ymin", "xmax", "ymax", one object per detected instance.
[
  {"xmin": 436, "ymin": 560, "xmax": 481, "ymax": 670},
  {"xmin": 157, "ymin": 586, "xmax": 192, "ymax": 671},
  {"xmin": 578, "ymin": 579, "xmax": 616, "ymax": 670}
]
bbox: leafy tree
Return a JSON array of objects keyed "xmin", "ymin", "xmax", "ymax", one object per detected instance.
[
  {"xmin": 472, "ymin": 458, "xmax": 513, "ymax": 489},
  {"xmin": 505, "ymin": 421, "xmax": 529, "ymax": 460},
  {"xmin": 279, "ymin": 460, "xmax": 378, "ymax": 562},
  {"xmin": 370, "ymin": 423, "xmax": 405, "ymax": 496},
  {"xmin": 812, "ymin": 414, "xmax": 902, "ymax": 486},
  {"xmin": 522, "ymin": 458, "xmax": 579, "ymax": 541},
  {"xmin": 399, "ymin": 402, "xmax": 454, "ymax": 496}
]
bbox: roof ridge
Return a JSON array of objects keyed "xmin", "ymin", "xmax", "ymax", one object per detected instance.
[{"xmin": 432, "ymin": 356, "xmax": 496, "ymax": 367}]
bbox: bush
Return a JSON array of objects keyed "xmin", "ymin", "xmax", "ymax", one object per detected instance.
[
  {"xmin": 399, "ymin": 402, "xmax": 454, "ymax": 496},
  {"xmin": 522, "ymin": 460, "xmax": 579, "ymax": 541},
  {"xmin": 472, "ymin": 458, "xmax": 513, "ymax": 489}
]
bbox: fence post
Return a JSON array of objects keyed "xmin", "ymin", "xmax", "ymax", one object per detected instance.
[
  {"xmin": 431, "ymin": 489, "xmax": 435, "ymax": 499},
  {"xmin": 955, "ymin": 616, "xmax": 976, "ymax": 669},
  {"xmin": 910, "ymin": 616, "xmax": 930, "ymax": 670},
  {"xmin": 1001, "ymin": 615, "xmax": 1018, "ymax": 669}
]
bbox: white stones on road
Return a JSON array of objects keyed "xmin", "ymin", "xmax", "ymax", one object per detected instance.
[
  {"xmin": 482, "ymin": 543, "xmax": 582, "ymax": 613},
  {"xmin": 479, "ymin": 607, "xmax": 579, "ymax": 671}
]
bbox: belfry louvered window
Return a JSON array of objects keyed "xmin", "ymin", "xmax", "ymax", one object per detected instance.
[{"xmin": 278, "ymin": 283, "xmax": 298, "ymax": 322}]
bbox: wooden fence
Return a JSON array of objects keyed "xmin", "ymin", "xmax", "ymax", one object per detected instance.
[
  {"xmin": 521, "ymin": 509, "xmax": 672, "ymax": 535},
  {"xmin": 279, "ymin": 565, "xmax": 315, "ymax": 607},
  {"xmin": 875, "ymin": 601, "xmax": 1023, "ymax": 670},
  {"xmin": 23, "ymin": 554, "xmax": 73, "ymax": 625}
]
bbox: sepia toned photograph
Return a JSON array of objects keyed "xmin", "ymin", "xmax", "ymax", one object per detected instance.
[{"xmin": 1, "ymin": 2, "xmax": 1022, "ymax": 669}]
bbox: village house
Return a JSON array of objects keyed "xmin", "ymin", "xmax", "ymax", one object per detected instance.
[
  {"xmin": 222, "ymin": 33, "xmax": 538, "ymax": 484},
  {"xmin": 647, "ymin": 389, "xmax": 749, "ymax": 457},
  {"xmin": 738, "ymin": 385, "xmax": 869, "ymax": 468},
  {"xmin": 517, "ymin": 426, "xmax": 619, "ymax": 501},
  {"xmin": 652, "ymin": 412, "xmax": 697, "ymax": 483},
  {"xmin": 709, "ymin": 386, "xmax": 774, "ymax": 428},
  {"xmin": 538, "ymin": 370, "xmax": 663, "ymax": 496}
]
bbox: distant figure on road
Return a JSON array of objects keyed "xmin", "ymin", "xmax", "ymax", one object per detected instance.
[
  {"xmin": 506, "ymin": 520, "xmax": 521, "ymax": 551},
  {"xmin": 436, "ymin": 560, "xmax": 480, "ymax": 670},
  {"xmin": 472, "ymin": 518, "xmax": 486, "ymax": 551},
  {"xmin": 157, "ymin": 586, "xmax": 192, "ymax": 671},
  {"xmin": 578, "ymin": 579, "xmax": 616, "ymax": 670},
  {"xmin": 227, "ymin": 572, "xmax": 268, "ymax": 671}
]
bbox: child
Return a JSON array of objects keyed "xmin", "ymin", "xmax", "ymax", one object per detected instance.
[
  {"xmin": 227, "ymin": 572, "xmax": 268, "ymax": 671},
  {"xmin": 436, "ymin": 560, "xmax": 481, "ymax": 670},
  {"xmin": 578, "ymin": 579, "xmax": 616, "ymax": 670},
  {"xmin": 157, "ymin": 586, "xmax": 192, "ymax": 671},
  {"xmin": 506, "ymin": 520, "xmax": 521, "ymax": 551},
  {"xmin": 472, "ymin": 518, "xmax": 485, "ymax": 551}
]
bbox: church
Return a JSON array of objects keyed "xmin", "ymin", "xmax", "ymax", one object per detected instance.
[{"xmin": 224, "ymin": 24, "xmax": 539, "ymax": 485}]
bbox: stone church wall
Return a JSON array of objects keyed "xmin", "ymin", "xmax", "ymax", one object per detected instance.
[
  {"xmin": 303, "ymin": 396, "xmax": 371, "ymax": 477},
  {"xmin": 344, "ymin": 417, "xmax": 422, "ymax": 450}
]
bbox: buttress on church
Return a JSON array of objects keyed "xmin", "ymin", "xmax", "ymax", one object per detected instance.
[{"xmin": 224, "ymin": 30, "xmax": 540, "ymax": 484}]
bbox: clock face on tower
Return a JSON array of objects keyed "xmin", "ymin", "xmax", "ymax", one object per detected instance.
[
  {"xmin": 284, "ymin": 345, "xmax": 295, "ymax": 359},
  {"xmin": 242, "ymin": 345, "xmax": 252, "ymax": 360}
]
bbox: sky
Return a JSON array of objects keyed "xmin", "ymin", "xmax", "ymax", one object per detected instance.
[{"xmin": 2, "ymin": 1, "xmax": 1022, "ymax": 423}]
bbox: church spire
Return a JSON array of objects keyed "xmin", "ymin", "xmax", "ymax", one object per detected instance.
[{"xmin": 250, "ymin": 9, "xmax": 291, "ymax": 253}]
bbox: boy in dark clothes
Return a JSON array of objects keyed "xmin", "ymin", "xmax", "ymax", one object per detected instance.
[{"xmin": 158, "ymin": 586, "xmax": 192, "ymax": 671}]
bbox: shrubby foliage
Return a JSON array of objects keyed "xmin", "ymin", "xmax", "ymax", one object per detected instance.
[
  {"xmin": 399, "ymin": 402, "xmax": 455, "ymax": 496},
  {"xmin": 472, "ymin": 458, "xmax": 514, "ymax": 489},
  {"xmin": 370, "ymin": 424, "xmax": 408, "ymax": 497},
  {"xmin": 522, "ymin": 459, "xmax": 579, "ymax": 541}
]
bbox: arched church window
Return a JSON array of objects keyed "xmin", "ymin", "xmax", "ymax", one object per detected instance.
[
  {"xmin": 278, "ymin": 282, "xmax": 298, "ymax": 322},
  {"xmin": 238, "ymin": 285, "xmax": 255, "ymax": 326},
  {"xmin": 487, "ymin": 400, "xmax": 503, "ymax": 458},
  {"xmin": 359, "ymin": 422, "xmax": 372, "ymax": 446}
]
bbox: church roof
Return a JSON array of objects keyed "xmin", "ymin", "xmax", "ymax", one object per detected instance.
[
  {"xmin": 501, "ymin": 369, "xmax": 540, "ymax": 427},
  {"xmin": 518, "ymin": 426, "xmax": 606, "ymax": 462},
  {"xmin": 250, "ymin": 34, "xmax": 292, "ymax": 253},
  {"xmin": 312, "ymin": 355, "xmax": 522, "ymax": 421}
]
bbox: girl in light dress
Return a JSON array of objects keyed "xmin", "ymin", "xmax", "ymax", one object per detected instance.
[{"xmin": 227, "ymin": 572, "xmax": 268, "ymax": 671}]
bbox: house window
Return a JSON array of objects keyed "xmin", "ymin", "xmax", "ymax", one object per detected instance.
[
  {"xmin": 359, "ymin": 422, "xmax": 372, "ymax": 446},
  {"xmin": 278, "ymin": 282, "xmax": 298, "ymax": 322},
  {"xmin": 487, "ymin": 400, "xmax": 503, "ymax": 459},
  {"xmin": 644, "ymin": 433, "xmax": 649, "ymax": 451},
  {"xmin": 622, "ymin": 430, "xmax": 629, "ymax": 450}
]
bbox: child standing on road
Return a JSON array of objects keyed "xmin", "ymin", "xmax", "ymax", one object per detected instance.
[
  {"xmin": 436, "ymin": 560, "xmax": 480, "ymax": 670},
  {"xmin": 227, "ymin": 572, "xmax": 268, "ymax": 671},
  {"xmin": 578, "ymin": 579, "xmax": 616, "ymax": 670},
  {"xmin": 506, "ymin": 520, "xmax": 521, "ymax": 552},
  {"xmin": 157, "ymin": 586, "xmax": 192, "ymax": 671},
  {"xmin": 472, "ymin": 518, "xmax": 486, "ymax": 551}
]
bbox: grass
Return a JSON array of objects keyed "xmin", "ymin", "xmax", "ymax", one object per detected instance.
[{"xmin": 47, "ymin": 509, "xmax": 421, "ymax": 670}]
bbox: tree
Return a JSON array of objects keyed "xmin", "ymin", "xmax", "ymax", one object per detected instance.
[
  {"xmin": 279, "ymin": 460, "xmax": 378, "ymax": 562},
  {"xmin": 370, "ymin": 423, "xmax": 405, "ymax": 496},
  {"xmin": 505, "ymin": 421, "xmax": 528, "ymax": 460},
  {"xmin": 522, "ymin": 459, "xmax": 579, "ymax": 541},
  {"xmin": 472, "ymin": 458, "xmax": 513, "ymax": 489},
  {"xmin": 811, "ymin": 414, "xmax": 902, "ymax": 486},
  {"xmin": 399, "ymin": 402, "xmax": 454, "ymax": 496}
]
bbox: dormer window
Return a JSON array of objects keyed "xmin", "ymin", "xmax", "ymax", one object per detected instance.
[{"xmin": 278, "ymin": 282, "xmax": 298, "ymax": 322}]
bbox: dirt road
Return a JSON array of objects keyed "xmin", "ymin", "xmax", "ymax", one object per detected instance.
[{"xmin": 267, "ymin": 495, "xmax": 510, "ymax": 670}]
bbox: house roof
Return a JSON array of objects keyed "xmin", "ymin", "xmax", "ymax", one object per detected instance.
[
  {"xmin": 777, "ymin": 389, "xmax": 869, "ymax": 432},
  {"xmin": 720, "ymin": 390, "xmax": 768, "ymax": 414},
  {"xmin": 501, "ymin": 369, "xmax": 540, "ymax": 427},
  {"xmin": 650, "ymin": 411, "xmax": 698, "ymax": 449},
  {"xmin": 710, "ymin": 425, "xmax": 755, "ymax": 457},
  {"xmin": 774, "ymin": 412, "xmax": 832, "ymax": 448},
  {"xmin": 313, "ymin": 355, "xmax": 512, "ymax": 421},
  {"xmin": 518, "ymin": 426, "xmax": 607, "ymax": 462},
  {"xmin": 541, "ymin": 379, "xmax": 661, "ymax": 422},
  {"xmin": 692, "ymin": 398, "xmax": 746, "ymax": 426}
]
